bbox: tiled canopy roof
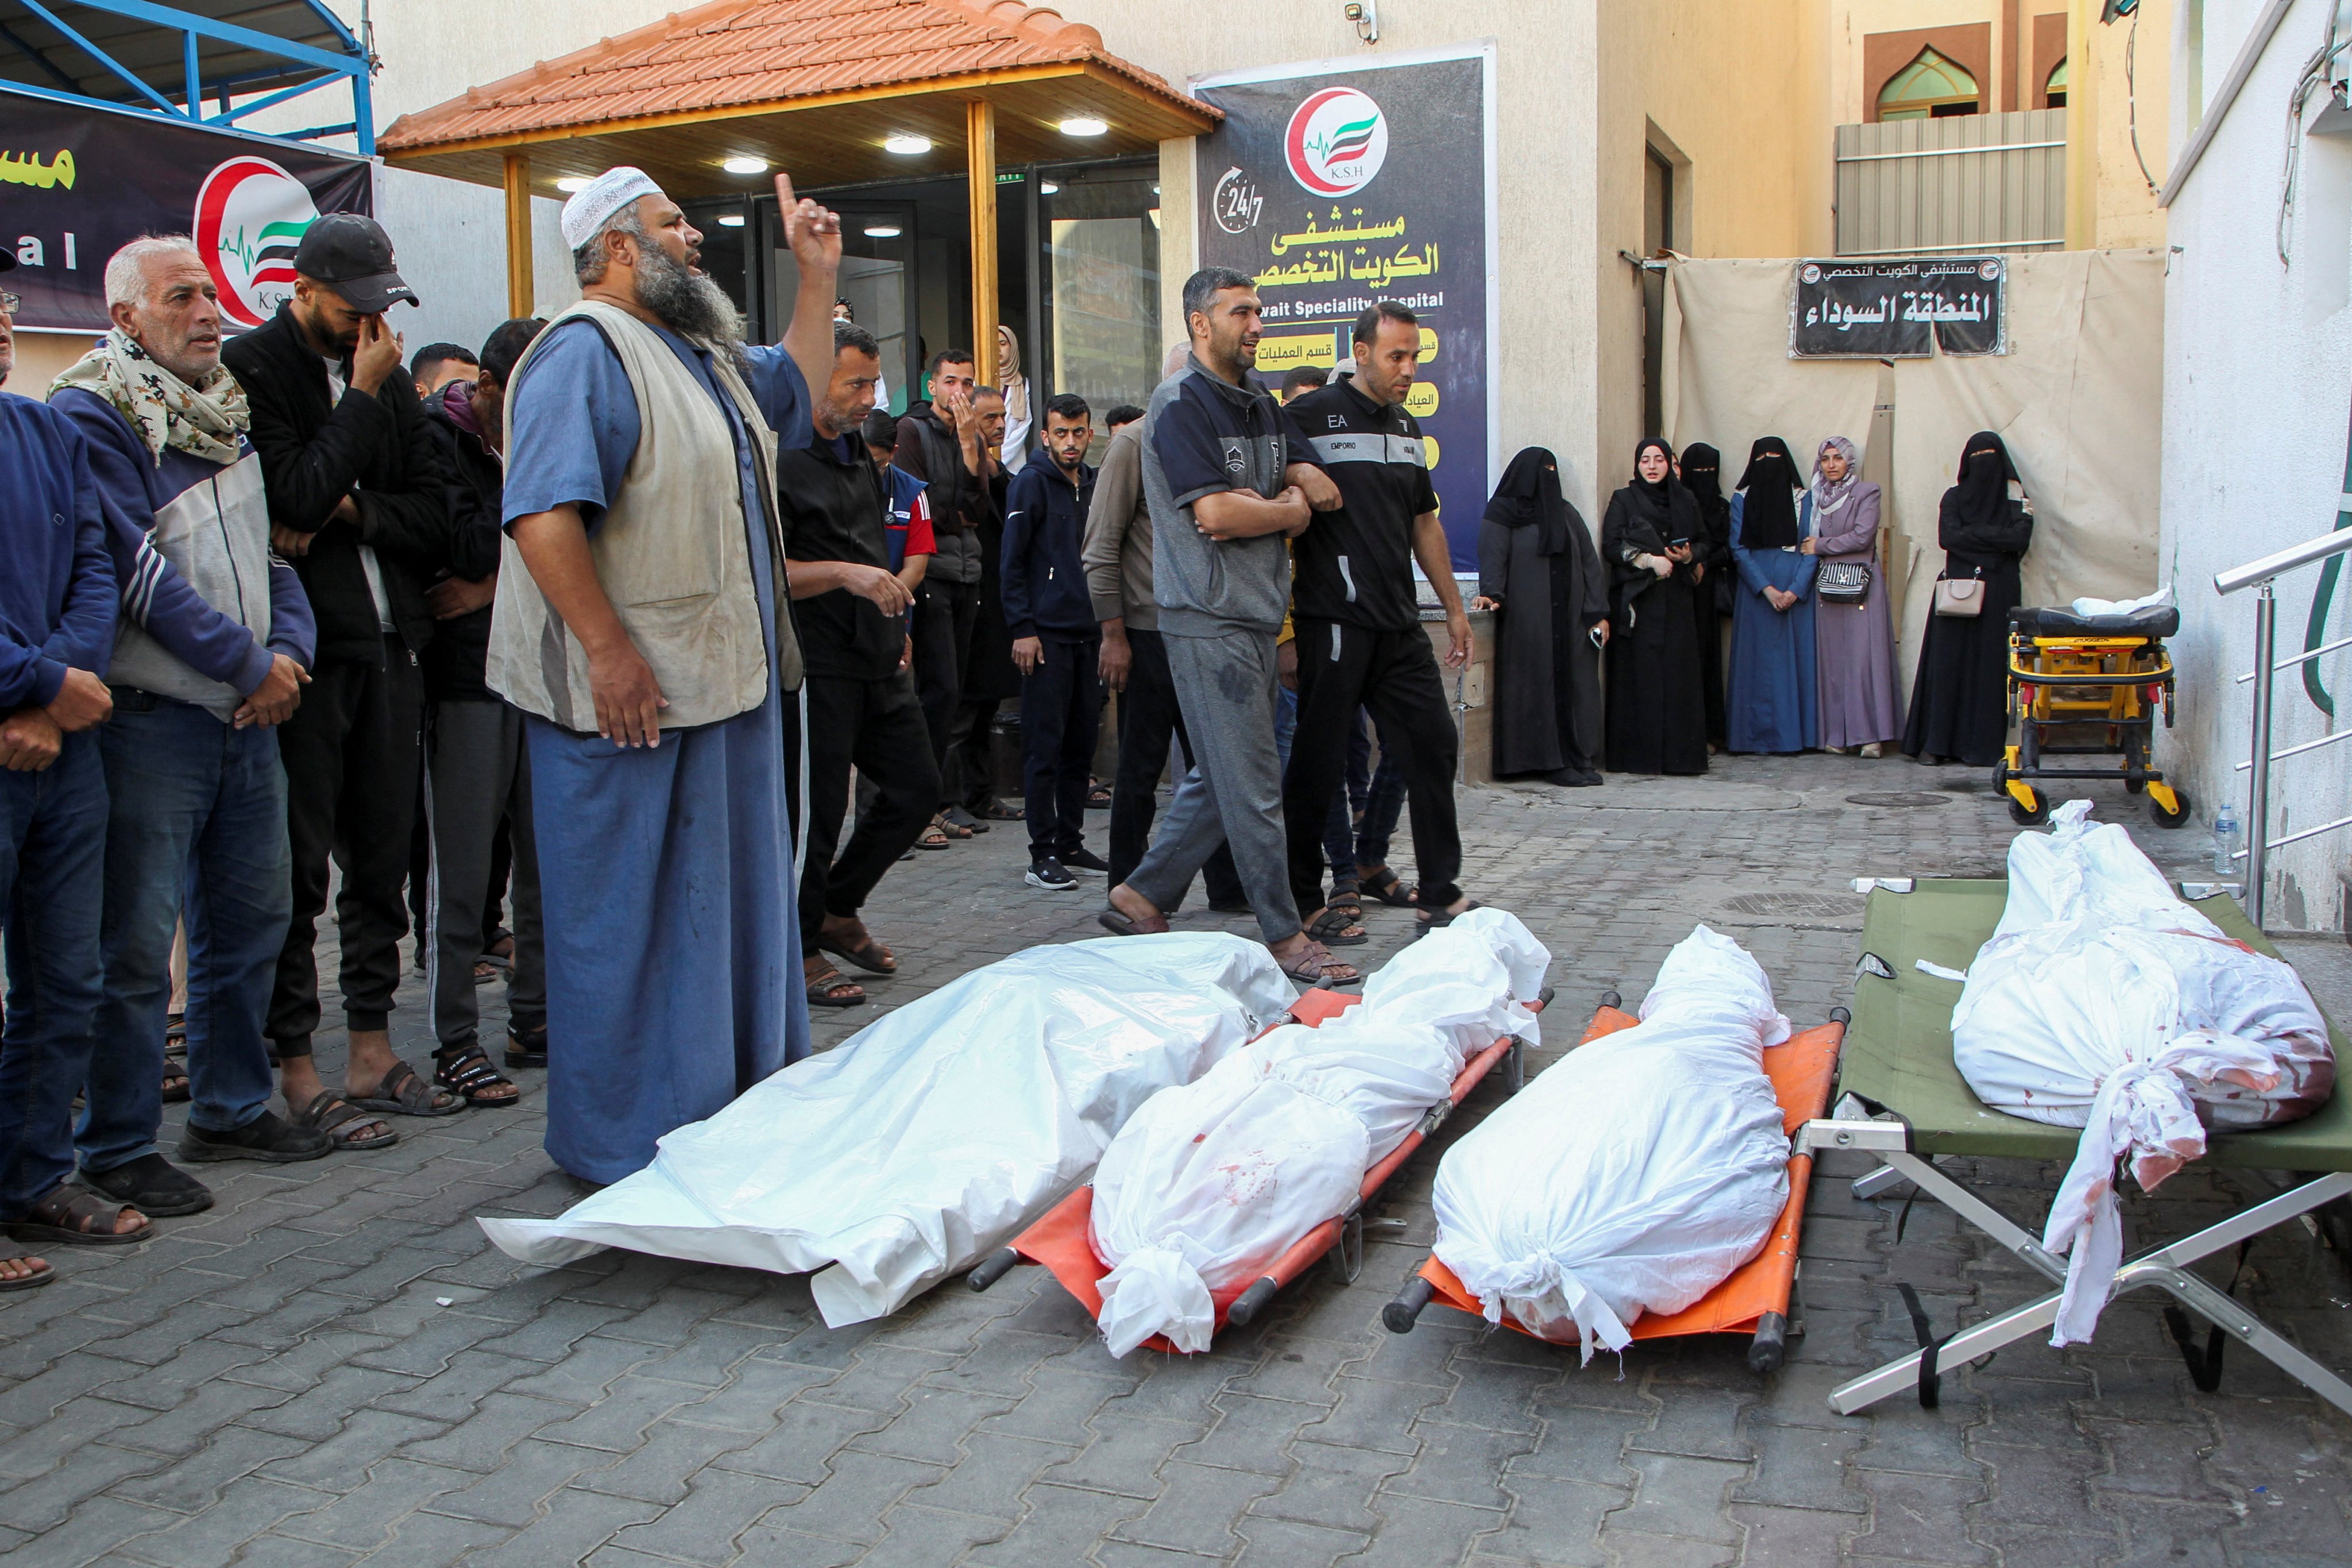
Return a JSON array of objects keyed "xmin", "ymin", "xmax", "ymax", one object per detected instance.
[{"xmin": 379, "ymin": 0, "xmax": 1211, "ymax": 153}]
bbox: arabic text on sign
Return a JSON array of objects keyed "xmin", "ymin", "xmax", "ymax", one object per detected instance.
[{"xmin": 0, "ymin": 150, "xmax": 75, "ymax": 190}]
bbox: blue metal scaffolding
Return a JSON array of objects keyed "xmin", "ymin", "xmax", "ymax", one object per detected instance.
[{"xmin": 0, "ymin": 0, "xmax": 373, "ymax": 152}]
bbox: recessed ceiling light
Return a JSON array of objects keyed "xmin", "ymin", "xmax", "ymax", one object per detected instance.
[
  {"xmin": 863, "ymin": 224, "xmax": 902, "ymax": 238},
  {"xmin": 716, "ymin": 213, "xmax": 746, "ymax": 227},
  {"xmin": 1040, "ymin": 181, "xmax": 1060, "ymax": 195},
  {"xmin": 1058, "ymin": 116, "xmax": 1109, "ymax": 137},
  {"xmin": 720, "ymin": 155, "xmax": 768, "ymax": 175},
  {"xmin": 555, "ymin": 176, "xmax": 592, "ymax": 193},
  {"xmin": 884, "ymin": 134, "xmax": 932, "ymax": 155}
]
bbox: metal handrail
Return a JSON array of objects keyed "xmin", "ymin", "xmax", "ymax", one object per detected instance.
[
  {"xmin": 2237, "ymin": 632, "xmax": 2352, "ymax": 682},
  {"xmin": 2235, "ymin": 727, "xmax": 2352, "ymax": 771},
  {"xmin": 2212, "ymin": 526, "xmax": 2352, "ymax": 927},
  {"xmin": 2214, "ymin": 528, "xmax": 2352, "ymax": 596}
]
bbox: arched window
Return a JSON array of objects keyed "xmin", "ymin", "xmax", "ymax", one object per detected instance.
[
  {"xmin": 1878, "ymin": 46, "xmax": 1982, "ymax": 120},
  {"xmin": 2044, "ymin": 56, "xmax": 2068, "ymax": 109}
]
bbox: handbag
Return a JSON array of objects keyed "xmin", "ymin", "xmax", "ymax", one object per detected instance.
[
  {"xmin": 1933, "ymin": 569, "xmax": 1986, "ymax": 618},
  {"xmin": 1817, "ymin": 559, "xmax": 1871, "ymax": 606}
]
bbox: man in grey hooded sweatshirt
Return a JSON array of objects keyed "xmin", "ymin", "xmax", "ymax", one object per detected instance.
[{"xmin": 1098, "ymin": 268, "xmax": 1355, "ymax": 987}]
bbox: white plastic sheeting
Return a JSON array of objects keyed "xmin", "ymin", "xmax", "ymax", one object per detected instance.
[
  {"xmin": 1432, "ymin": 925, "xmax": 1793, "ymax": 1364},
  {"xmin": 1951, "ymin": 800, "xmax": 2335, "ymax": 1345},
  {"xmin": 478, "ymin": 934, "xmax": 1296, "ymax": 1326},
  {"xmin": 1087, "ymin": 909, "xmax": 1552, "ymax": 1357}
]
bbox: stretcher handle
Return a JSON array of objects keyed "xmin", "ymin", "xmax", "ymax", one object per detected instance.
[
  {"xmin": 1384, "ymin": 1275, "xmax": 1434, "ymax": 1334},
  {"xmin": 967, "ymin": 1247, "xmax": 1021, "ymax": 1292},
  {"xmin": 1599, "ymin": 990, "xmax": 1621, "ymax": 1011},
  {"xmin": 1226, "ymin": 1276, "xmax": 1281, "ymax": 1326},
  {"xmin": 1748, "ymin": 1311, "xmax": 1790, "ymax": 1373}
]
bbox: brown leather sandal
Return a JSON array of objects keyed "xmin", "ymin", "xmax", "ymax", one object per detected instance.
[
  {"xmin": 818, "ymin": 919, "xmax": 897, "ymax": 975},
  {"xmin": 9, "ymin": 1181, "xmax": 149, "ymax": 1246}
]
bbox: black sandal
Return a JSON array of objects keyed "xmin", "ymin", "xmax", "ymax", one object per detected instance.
[
  {"xmin": 505, "ymin": 1022, "xmax": 547, "ymax": 1070},
  {"xmin": 0, "ymin": 1238, "xmax": 53, "ymax": 1291},
  {"xmin": 1304, "ymin": 908, "xmax": 1369, "ymax": 947},
  {"xmin": 161, "ymin": 1062, "xmax": 191, "ymax": 1104},
  {"xmin": 292, "ymin": 1091, "xmax": 397, "ymax": 1150},
  {"xmin": 1359, "ymin": 867, "xmax": 1415, "ymax": 907},
  {"xmin": 9, "ymin": 1181, "xmax": 149, "ymax": 1246},
  {"xmin": 1414, "ymin": 897, "xmax": 1484, "ymax": 937},
  {"xmin": 435, "ymin": 1044, "xmax": 521, "ymax": 1107},
  {"xmin": 347, "ymin": 1059, "xmax": 464, "ymax": 1118},
  {"xmin": 806, "ymin": 957, "xmax": 866, "ymax": 1008}
]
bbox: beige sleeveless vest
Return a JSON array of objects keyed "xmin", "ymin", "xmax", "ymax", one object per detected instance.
[{"xmin": 488, "ymin": 300, "xmax": 803, "ymax": 733}]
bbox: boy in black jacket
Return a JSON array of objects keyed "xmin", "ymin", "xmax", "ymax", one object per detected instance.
[
  {"xmin": 1001, "ymin": 393, "xmax": 1100, "ymax": 889},
  {"xmin": 220, "ymin": 214, "xmax": 466, "ymax": 1138}
]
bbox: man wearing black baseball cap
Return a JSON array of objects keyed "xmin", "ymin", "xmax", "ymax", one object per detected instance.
[{"xmin": 223, "ymin": 211, "xmax": 468, "ymax": 1141}]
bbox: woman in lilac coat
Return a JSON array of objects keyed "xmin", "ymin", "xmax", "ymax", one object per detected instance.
[{"xmin": 1803, "ymin": 437, "xmax": 1901, "ymax": 755}]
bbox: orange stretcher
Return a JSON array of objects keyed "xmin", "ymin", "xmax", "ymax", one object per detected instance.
[
  {"xmin": 964, "ymin": 984, "xmax": 1554, "ymax": 1352},
  {"xmin": 1382, "ymin": 994, "xmax": 1848, "ymax": 1373}
]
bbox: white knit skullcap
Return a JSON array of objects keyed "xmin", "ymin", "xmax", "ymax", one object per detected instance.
[{"xmin": 561, "ymin": 167, "xmax": 663, "ymax": 251}]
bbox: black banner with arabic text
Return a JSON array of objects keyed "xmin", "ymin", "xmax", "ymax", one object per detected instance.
[
  {"xmin": 1, "ymin": 90, "xmax": 370, "ymax": 335},
  {"xmin": 1790, "ymin": 256, "xmax": 2007, "ymax": 358},
  {"xmin": 1194, "ymin": 52, "xmax": 1491, "ymax": 568}
]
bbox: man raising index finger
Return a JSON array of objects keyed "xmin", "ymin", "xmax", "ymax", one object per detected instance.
[{"xmin": 491, "ymin": 165, "xmax": 834, "ymax": 1186}]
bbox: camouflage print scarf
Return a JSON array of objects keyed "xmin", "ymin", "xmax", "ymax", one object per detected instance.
[{"xmin": 52, "ymin": 327, "xmax": 248, "ymax": 466}]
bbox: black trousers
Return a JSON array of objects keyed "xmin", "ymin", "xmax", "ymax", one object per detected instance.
[
  {"xmin": 1283, "ymin": 620, "xmax": 1461, "ymax": 918},
  {"xmin": 1110, "ymin": 629, "xmax": 1244, "ymax": 904},
  {"xmin": 947, "ymin": 697, "xmax": 1001, "ymax": 812},
  {"xmin": 1019, "ymin": 633, "xmax": 1103, "ymax": 861},
  {"xmin": 270, "ymin": 636, "xmax": 424, "ymax": 1056},
  {"xmin": 799, "ymin": 670, "xmax": 941, "ymax": 952},
  {"xmin": 912, "ymin": 577, "xmax": 978, "ymax": 809}
]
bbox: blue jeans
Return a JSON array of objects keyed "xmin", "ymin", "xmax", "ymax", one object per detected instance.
[
  {"xmin": 82, "ymin": 693, "xmax": 288, "ymax": 1169},
  {"xmin": 0, "ymin": 731, "xmax": 107, "ymax": 1218}
]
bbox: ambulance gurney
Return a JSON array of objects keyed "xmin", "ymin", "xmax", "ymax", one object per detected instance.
[
  {"xmin": 1948, "ymin": 799, "xmax": 2335, "ymax": 1343},
  {"xmin": 477, "ymin": 934, "xmax": 1295, "ymax": 1326},
  {"xmin": 1997, "ymin": 597, "xmax": 2188, "ymax": 828},
  {"xmin": 970, "ymin": 909, "xmax": 1551, "ymax": 1355},
  {"xmin": 1391, "ymin": 926, "xmax": 1797, "ymax": 1365},
  {"xmin": 1387, "ymin": 985, "xmax": 1848, "ymax": 1373}
]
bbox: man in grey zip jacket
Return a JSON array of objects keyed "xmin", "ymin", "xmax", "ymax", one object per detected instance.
[{"xmin": 1098, "ymin": 268, "xmax": 1357, "ymax": 987}]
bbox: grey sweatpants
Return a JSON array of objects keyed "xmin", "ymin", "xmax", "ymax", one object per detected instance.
[
  {"xmin": 426, "ymin": 700, "xmax": 544, "ymax": 1051},
  {"xmin": 1126, "ymin": 626, "xmax": 1300, "ymax": 945}
]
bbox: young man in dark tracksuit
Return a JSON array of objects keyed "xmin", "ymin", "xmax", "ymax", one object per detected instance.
[
  {"xmin": 222, "ymin": 215, "xmax": 465, "ymax": 1123},
  {"xmin": 1001, "ymin": 393, "xmax": 1103, "ymax": 889},
  {"xmin": 1281, "ymin": 301, "xmax": 1477, "ymax": 933},
  {"xmin": 418, "ymin": 318, "xmax": 546, "ymax": 1093},
  {"xmin": 779, "ymin": 322, "xmax": 939, "ymax": 1008}
]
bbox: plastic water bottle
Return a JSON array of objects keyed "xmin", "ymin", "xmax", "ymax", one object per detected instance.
[{"xmin": 2212, "ymin": 804, "xmax": 2241, "ymax": 874}]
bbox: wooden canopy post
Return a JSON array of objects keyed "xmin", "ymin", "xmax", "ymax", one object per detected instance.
[
  {"xmin": 967, "ymin": 98, "xmax": 999, "ymax": 387},
  {"xmin": 503, "ymin": 151, "xmax": 534, "ymax": 318}
]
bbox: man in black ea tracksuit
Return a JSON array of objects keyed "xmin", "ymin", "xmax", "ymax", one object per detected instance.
[{"xmin": 1281, "ymin": 302, "xmax": 1476, "ymax": 932}]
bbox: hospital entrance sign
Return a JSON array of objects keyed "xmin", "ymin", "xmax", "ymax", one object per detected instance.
[{"xmin": 1193, "ymin": 45, "xmax": 1499, "ymax": 569}]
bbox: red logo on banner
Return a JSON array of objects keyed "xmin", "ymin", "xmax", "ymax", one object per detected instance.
[{"xmin": 194, "ymin": 156, "xmax": 321, "ymax": 327}]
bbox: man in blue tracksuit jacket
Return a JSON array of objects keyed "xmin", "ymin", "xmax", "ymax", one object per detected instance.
[
  {"xmin": 999, "ymin": 392, "xmax": 1100, "ymax": 887},
  {"xmin": 52, "ymin": 236, "xmax": 330, "ymax": 1200},
  {"xmin": 0, "ymin": 257, "xmax": 133, "ymax": 1279}
]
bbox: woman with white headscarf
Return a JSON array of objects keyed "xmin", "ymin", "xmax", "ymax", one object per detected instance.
[{"xmin": 1802, "ymin": 436, "xmax": 1901, "ymax": 756}]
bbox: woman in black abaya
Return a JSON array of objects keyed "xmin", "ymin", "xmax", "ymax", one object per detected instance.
[
  {"xmin": 1678, "ymin": 442, "xmax": 1733, "ymax": 750},
  {"xmin": 1902, "ymin": 430, "xmax": 2035, "ymax": 766},
  {"xmin": 1474, "ymin": 447, "xmax": 1609, "ymax": 785},
  {"xmin": 1600, "ymin": 439, "xmax": 1709, "ymax": 776}
]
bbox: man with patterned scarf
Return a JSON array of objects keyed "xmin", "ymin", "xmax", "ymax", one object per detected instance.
[{"xmin": 52, "ymin": 236, "xmax": 328, "ymax": 1215}]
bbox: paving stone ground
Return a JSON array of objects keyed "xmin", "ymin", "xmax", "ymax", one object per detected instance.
[{"xmin": 4, "ymin": 751, "xmax": 2350, "ymax": 1567}]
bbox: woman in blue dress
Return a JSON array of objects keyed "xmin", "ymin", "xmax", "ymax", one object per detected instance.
[{"xmin": 1726, "ymin": 437, "xmax": 1818, "ymax": 753}]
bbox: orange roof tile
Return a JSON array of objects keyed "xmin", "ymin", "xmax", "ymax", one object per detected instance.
[{"xmin": 379, "ymin": 0, "xmax": 1213, "ymax": 152}]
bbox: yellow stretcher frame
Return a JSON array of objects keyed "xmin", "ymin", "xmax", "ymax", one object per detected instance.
[{"xmin": 1998, "ymin": 629, "xmax": 2188, "ymax": 828}]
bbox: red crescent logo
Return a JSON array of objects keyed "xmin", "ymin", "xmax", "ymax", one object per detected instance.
[{"xmin": 1285, "ymin": 88, "xmax": 1357, "ymax": 198}]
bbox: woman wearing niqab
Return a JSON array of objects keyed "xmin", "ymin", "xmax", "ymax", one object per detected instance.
[
  {"xmin": 1678, "ymin": 442, "xmax": 1733, "ymax": 748},
  {"xmin": 1599, "ymin": 438, "xmax": 1709, "ymax": 776},
  {"xmin": 1805, "ymin": 436, "xmax": 1902, "ymax": 754},
  {"xmin": 1474, "ymin": 447, "xmax": 1608, "ymax": 785},
  {"xmin": 1903, "ymin": 430, "xmax": 2034, "ymax": 766},
  {"xmin": 1726, "ymin": 436, "xmax": 1818, "ymax": 752}
]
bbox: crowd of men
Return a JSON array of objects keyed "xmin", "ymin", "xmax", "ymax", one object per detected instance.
[{"xmin": 0, "ymin": 163, "xmax": 1476, "ymax": 1289}]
